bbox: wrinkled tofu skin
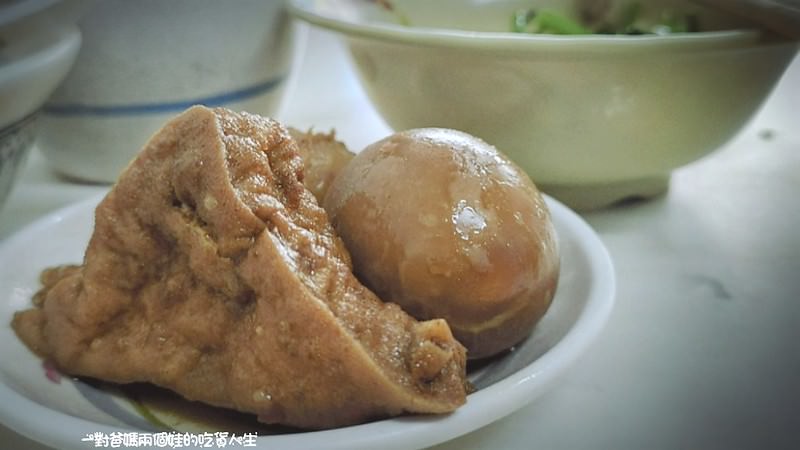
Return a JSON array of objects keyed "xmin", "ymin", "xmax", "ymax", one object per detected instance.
[
  {"xmin": 12, "ymin": 106, "xmax": 467, "ymax": 429},
  {"xmin": 290, "ymin": 127, "xmax": 354, "ymax": 203}
]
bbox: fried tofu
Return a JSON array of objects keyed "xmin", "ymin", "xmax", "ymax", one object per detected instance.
[{"xmin": 12, "ymin": 106, "xmax": 467, "ymax": 429}]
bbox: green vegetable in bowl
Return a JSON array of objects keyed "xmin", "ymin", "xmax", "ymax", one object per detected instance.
[
  {"xmin": 512, "ymin": 9, "xmax": 590, "ymax": 34},
  {"xmin": 511, "ymin": 1, "xmax": 699, "ymax": 35}
]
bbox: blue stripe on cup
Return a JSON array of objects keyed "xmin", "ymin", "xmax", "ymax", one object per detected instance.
[{"xmin": 43, "ymin": 75, "xmax": 286, "ymax": 117}]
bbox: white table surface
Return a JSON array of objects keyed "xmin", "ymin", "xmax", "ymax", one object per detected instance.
[{"xmin": 1, "ymin": 26, "xmax": 799, "ymax": 450}]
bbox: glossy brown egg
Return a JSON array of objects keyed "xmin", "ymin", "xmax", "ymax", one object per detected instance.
[{"xmin": 323, "ymin": 128, "xmax": 560, "ymax": 359}]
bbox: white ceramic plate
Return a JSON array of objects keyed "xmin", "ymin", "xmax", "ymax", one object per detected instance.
[{"xmin": 0, "ymin": 193, "xmax": 614, "ymax": 450}]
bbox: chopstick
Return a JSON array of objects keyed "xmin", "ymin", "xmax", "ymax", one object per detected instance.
[{"xmin": 692, "ymin": 0, "xmax": 800, "ymax": 39}]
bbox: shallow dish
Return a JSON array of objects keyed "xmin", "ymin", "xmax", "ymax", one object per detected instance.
[{"xmin": 0, "ymin": 192, "xmax": 614, "ymax": 450}]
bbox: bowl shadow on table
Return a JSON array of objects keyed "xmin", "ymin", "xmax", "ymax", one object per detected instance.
[{"xmin": 578, "ymin": 177, "xmax": 743, "ymax": 307}]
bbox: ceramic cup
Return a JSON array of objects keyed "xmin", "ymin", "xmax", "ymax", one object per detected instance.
[{"xmin": 38, "ymin": 0, "xmax": 303, "ymax": 183}]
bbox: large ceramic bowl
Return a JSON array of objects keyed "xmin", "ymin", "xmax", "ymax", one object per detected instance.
[
  {"xmin": 0, "ymin": 2, "xmax": 82, "ymax": 210},
  {"xmin": 290, "ymin": 0, "xmax": 799, "ymax": 210}
]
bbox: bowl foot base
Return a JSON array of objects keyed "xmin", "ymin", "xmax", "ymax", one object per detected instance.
[{"xmin": 541, "ymin": 175, "xmax": 670, "ymax": 211}]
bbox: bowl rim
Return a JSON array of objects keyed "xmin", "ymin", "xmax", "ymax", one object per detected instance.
[
  {"xmin": 0, "ymin": 25, "xmax": 81, "ymax": 127},
  {"xmin": 0, "ymin": 25, "xmax": 81, "ymax": 84},
  {"xmin": 288, "ymin": 0, "xmax": 763, "ymax": 52},
  {"xmin": 0, "ymin": 0, "xmax": 60, "ymax": 28}
]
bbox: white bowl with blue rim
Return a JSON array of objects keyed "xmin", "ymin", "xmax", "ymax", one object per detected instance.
[
  {"xmin": 0, "ymin": 1, "xmax": 82, "ymax": 210},
  {"xmin": 38, "ymin": 0, "xmax": 305, "ymax": 183}
]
